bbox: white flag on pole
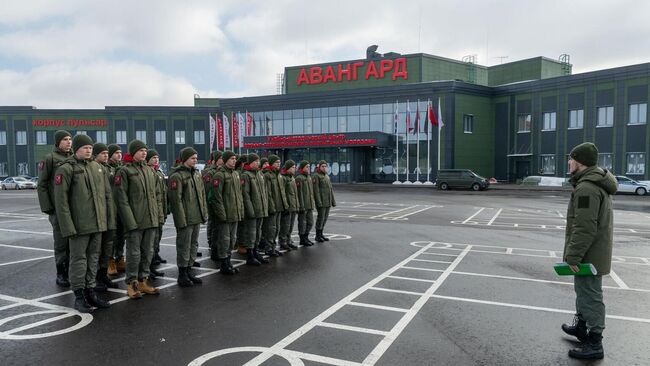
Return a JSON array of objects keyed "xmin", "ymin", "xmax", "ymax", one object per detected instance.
[
  {"xmin": 209, "ymin": 113, "xmax": 216, "ymax": 151},
  {"xmin": 222, "ymin": 112, "xmax": 231, "ymax": 150}
]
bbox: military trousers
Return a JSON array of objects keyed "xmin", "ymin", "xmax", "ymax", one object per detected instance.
[
  {"xmin": 176, "ymin": 224, "xmax": 200, "ymax": 267},
  {"xmin": 208, "ymin": 214, "xmax": 221, "ymax": 256},
  {"xmin": 48, "ymin": 214, "xmax": 69, "ymax": 267},
  {"xmin": 279, "ymin": 211, "xmax": 296, "ymax": 244},
  {"xmin": 263, "ymin": 212, "xmax": 281, "ymax": 244},
  {"xmin": 315, "ymin": 207, "xmax": 330, "ymax": 231},
  {"xmin": 242, "ymin": 218, "xmax": 263, "ymax": 249},
  {"xmin": 298, "ymin": 209, "xmax": 314, "ymax": 236},
  {"xmin": 206, "ymin": 214, "xmax": 213, "ymax": 250},
  {"xmin": 574, "ymin": 275, "xmax": 605, "ymax": 334},
  {"xmin": 98, "ymin": 230, "xmax": 115, "ymax": 269},
  {"xmin": 68, "ymin": 232, "xmax": 102, "ymax": 291},
  {"xmin": 124, "ymin": 227, "xmax": 156, "ymax": 284},
  {"xmin": 112, "ymin": 218, "xmax": 125, "ymax": 259},
  {"xmin": 215, "ymin": 221, "xmax": 238, "ymax": 259},
  {"xmin": 153, "ymin": 225, "xmax": 163, "ymax": 256}
]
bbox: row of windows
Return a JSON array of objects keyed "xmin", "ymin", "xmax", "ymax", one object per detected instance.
[
  {"xmin": 539, "ymin": 153, "xmax": 646, "ymax": 175},
  {"xmin": 0, "ymin": 130, "xmax": 206, "ymax": 146},
  {"xmin": 518, "ymin": 103, "xmax": 647, "ymax": 132}
]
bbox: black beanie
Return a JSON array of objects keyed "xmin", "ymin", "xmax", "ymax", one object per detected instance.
[
  {"xmin": 298, "ymin": 160, "xmax": 309, "ymax": 170},
  {"xmin": 222, "ymin": 150, "xmax": 236, "ymax": 163},
  {"xmin": 55, "ymin": 130, "xmax": 72, "ymax": 147},
  {"xmin": 72, "ymin": 134, "xmax": 94, "ymax": 153},
  {"xmin": 180, "ymin": 147, "xmax": 197, "ymax": 163},
  {"xmin": 570, "ymin": 142, "xmax": 598, "ymax": 167},
  {"xmin": 212, "ymin": 150, "xmax": 223, "ymax": 162},
  {"xmin": 260, "ymin": 157, "xmax": 269, "ymax": 166},
  {"xmin": 108, "ymin": 144, "xmax": 121, "ymax": 158},
  {"xmin": 128, "ymin": 139, "xmax": 147, "ymax": 156},
  {"xmin": 146, "ymin": 149, "xmax": 159, "ymax": 162},
  {"xmin": 92, "ymin": 143, "xmax": 108, "ymax": 156},
  {"xmin": 283, "ymin": 160, "xmax": 296, "ymax": 170},
  {"xmin": 268, "ymin": 154, "xmax": 280, "ymax": 166},
  {"xmin": 247, "ymin": 153, "xmax": 260, "ymax": 164},
  {"xmin": 236, "ymin": 154, "xmax": 248, "ymax": 168}
]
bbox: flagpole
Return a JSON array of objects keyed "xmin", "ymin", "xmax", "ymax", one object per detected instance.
[
  {"xmin": 424, "ymin": 99, "xmax": 433, "ymax": 185},
  {"xmin": 393, "ymin": 100, "xmax": 401, "ymax": 185},
  {"xmin": 437, "ymin": 97, "xmax": 442, "ymax": 172},
  {"xmin": 414, "ymin": 99, "xmax": 422, "ymax": 185},
  {"xmin": 404, "ymin": 100, "xmax": 412, "ymax": 185}
]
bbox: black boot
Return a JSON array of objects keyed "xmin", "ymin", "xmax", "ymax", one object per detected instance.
[
  {"xmin": 315, "ymin": 230, "xmax": 325, "ymax": 243},
  {"xmin": 155, "ymin": 253, "xmax": 167, "ymax": 264},
  {"xmin": 265, "ymin": 248, "xmax": 280, "ymax": 257},
  {"xmin": 151, "ymin": 256, "xmax": 161, "ymax": 266},
  {"xmin": 568, "ymin": 331, "xmax": 604, "ymax": 359},
  {"xmin": 192, "ymin": 261, "xmax": 201, "ymax": 267},
  {"xmin": 279, "ymin": 240, "xmax": 292, "ymax": 251},
  {"xmin": 300, "ymin": 235, "xmax": 313, "ymax": 247},
  {"xmin": 219, "ymin": 259, "xmax": 235, "ymax": 275},
  {"xmin": 98, "ymin": 268, "xmax": 118, "ymax": 289},
  {"xmin": 253, "ymin": 249, "xmax": 269, "ymax": 264},
  {"xmin": 84, "ymin": 288, "xmax": 111, "ymax": 309},
  {"xmin": 177, "ymin": 267, "xmax": 193, "ymax": 287},
  {"xmin": 306, "ymin": 234, "xmax": 315, "ymax": 245},
  {"xmin": 94, "ymin": 279, "xmax": 107, "ymax": 292},
  {"xmin": 321, "ymin": 230, "xmax": 330, "ymax": 241},
  {"xmin": 56, "ymin": 264, "xmax": 71, "ymax": 287},
  {"xmin": 562, "ymin": 315, "xmax": 587, "ymax": 342},
  {"xmin": 246, "ymin": 248, "xmax": 261, "ymax": 266},
  {"xmin": 73, "ymin": 289, "xmax": 93, "ymax": 313},
  {"xmin": 149, "ymin": 266, "xmax": 165, "ymax": 279},
  {"xmin": 196, "ymin": 251, "xmax": 203, "ymax": 257},
  {"xmin": 186, "ymin": 267, "xmax": 203, "ymax": 284},
  {"xmin": 228, "ymin": 256, "xmax": 240, "ymax": 273}
]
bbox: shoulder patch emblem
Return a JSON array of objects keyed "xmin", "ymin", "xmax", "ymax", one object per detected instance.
[
  {"xmin": 39, "ymin": 161, "xmax": 45, "ymax": 171},
  {"xmin": 55, "ymin": 174, "xmax": 63, "ymax": 185},
  {"xmin": 241, "ymin": 179, "xmax": 246, "ymax": 185},
  {"xmin": 213, "ymin": 179, "xmax": 220, "ymax": 187},
  {"xmin": 577, "ymin": 196, "xmax": 590, "ymax": 209},
  {"xmin": 203, "ymin": 175, "xmax": 210, "ymax": 183},
  {"xmin": 170, "ymin": 179, "xmax": 178, "ymax": 190},
  {"xmin": 114, "ymin": 175, "xmax": 122, "ymax": 186}
]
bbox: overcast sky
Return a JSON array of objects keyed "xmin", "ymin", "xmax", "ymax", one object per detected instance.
[{"xmin": 1, "ymin": 0, "xmax": 649, "ymax": 109}]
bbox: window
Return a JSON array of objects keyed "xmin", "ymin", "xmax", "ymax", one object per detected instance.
[
  {"xmin": 540, "ymin": 155, "xmax": 555, "ymax": 174},
  {"xmin": 597, "ymin": 106, "xmax": 614, "ymax": 127},
  {"xmin": 193, "ymin": 130, "xmax": 205, "ymax": 144},
  {"xmin": 626, "ymin": 153, "xmax": 645, "ymax": 175},
  {"xmin": 517, "ymin": 114, "xmax": 531, "ymax": 132},
  {"xmin": 155, "ymin": 130, "xmax": 166, "ymax": 144},
  {"xmin": 36, "ymin": 131, "xmax": 47, "ymax": 145},
  {"xmin": 542, "ymin": 112, "xmax": 556, "ymax": 131},
  {"xmin": 569, "ymin": 109, "xmax": 584, "ymax": 129},
  {"xmin": 76, "ymin": 130, "xmax": 87, "ymax": 135},
  {"xmin": 629, "ymin": 103, "xmax": 647, "ymax": 125},
  {"xmin": 115, "ymin": 130, "xmax": 127, "ymax": 144},
  {"xmin": 136, "ymin": 130, "xmax": 147, "ymax": 143},
  {"xmin": 175, "ymin": 130, "xmax": 185, "ymax": 144},
  {"xmin": 95, "ymin": 131, "xmax": 107, "ymax": 143},
  {"xmin": 0, "ymin": 162, "xmax": 6, "ymax": 176},
  {"xmin": 598, "ymin": 153, "xmax": 613, "ymax": 171},
  {"xmin": 463, "ymin": 114, "xmax": 474, "ymax": 133},
  {"xmin": 0, "ymin": 131, "xmax": 6, "ymax": 145},
  {"xmin": 16, "ymin": 131, "xmax": 27, "ymax": 145}
]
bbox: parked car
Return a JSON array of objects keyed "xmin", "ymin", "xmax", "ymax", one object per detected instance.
[
  {"xmin": 615, "ymin": 176, "xmax": 649, "ymax": 195},
  {"xmin": 1, "ymin": 176, "xmax": 37, "ymax": 190},
  {"xmin": 29, "ymin": 177, "xmax": 39, "ymax": 184},
  {"xmin": 435, "ymin": 169, "xmax": 490, "ymax": 191}
]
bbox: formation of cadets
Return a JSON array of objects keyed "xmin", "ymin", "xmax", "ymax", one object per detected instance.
[{"xmin": 37, "ymin": 131, "xmax": 336, "ymax": 313}]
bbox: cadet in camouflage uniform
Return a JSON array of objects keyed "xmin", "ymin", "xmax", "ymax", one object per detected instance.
[
  {"xmin": 202, "ymin": 150, "xmax": 223, "ymax": 261},
  {"xmin": 235, "ymin": 154, "xmax": 248, "ymax": 255},
  {"xmin": 168, "ymin": 147, "xmax": 208, "ymax": 287},
  {"xmin": 92, "ymin": 143, "xmax": 118, "ymax": 292},
  {"xmin": 261, "ymin": 155, "xmax": 285, "ymax": 256},
  {"xmin": 113, "ymin": 139, "xmax": 161, "ymax": 299},
  {"xmin": 147, "ymin": 149, "xmax": 167, "ymax": 278},
  {"xmin": 241, "ymin": 153, "xmax": 270, "ymax": 265},
  {"xmin": 37, "ymin": 130, "xmax": 73, "ymax": 287},
  {"xmin": 212, "ymin": 151, "xmax": 244, "ymax": 275},
  {"xmin": 107, "ymin": 144, "xmax": 126, "ymax": 275},
  {"xmin": 313, "ymin": 160, "xmax": 336, "ymax": 242},
  {"xmin": 279, "ymin": 160, "xmax": 298, "ymax": 250},
  {"xmin": 295, "ymin": 160, "xmax": 315, "ymax": 246},
  {"xmin": 54, "ymin": 135, "xmax": 111, "ymax": 313}
]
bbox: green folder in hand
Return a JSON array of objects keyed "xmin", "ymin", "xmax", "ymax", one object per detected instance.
[{"xmin": 554, "ymin": 262, "xmax": 597, "ymax": 276}]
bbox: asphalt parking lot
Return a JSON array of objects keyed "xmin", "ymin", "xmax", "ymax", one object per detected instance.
[{"xmin": 0, "ymin": 185, "xmax": 649, "ymax": 366}]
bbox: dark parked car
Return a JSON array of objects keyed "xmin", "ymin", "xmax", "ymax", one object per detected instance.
[{"xmin": 435, "ymin": 169, "xmax": 490, "ymax": 191}]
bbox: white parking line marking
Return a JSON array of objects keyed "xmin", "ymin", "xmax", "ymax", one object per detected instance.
[
  {"xmin": 317, "ymin": 321, "xmax": 389, "ymax": 336},
  {"xmin": 0, "ymin": 228, "xmax": 51, "ymax": 235},
  {"xmin": 0, "ymin": 243, "xmax": 54, "ymax": 252},
  {"xmin": 391, "ymin": 206, "xmax": 435, "ymax": 220},
  {"xmin": 608, "ymin": 270, "xmax": 630, "ymax": 289},
  {"xmin": 0, "ymin": 255, "xmax": 53, "ymax": 267},
  {"xmin": 462, "ymin": 207, "xmax": 485, "ymax": 224},
  {"xmin": 368, "ymin": 287, "xmax": 425, "ymax": 296},
  {"xmin": 486, "ymin": 208, "xmax": 503, "ymax": 226},
  {"xmin": 409, "ymin": 258, "xmax": 452, "ymax": 264},
  {"xmin": 347, "ymin": 302, "xmax": 409, "ymax": 313},
  {"xmin": 386, "ymin": 275, "xmax": 436, "ymax": 283},
  {"xmin": 369, "ymin": 205, "xmax": 418, "ymax": 219}
]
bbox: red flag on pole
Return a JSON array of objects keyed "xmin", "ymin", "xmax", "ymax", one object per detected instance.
[
  {"xmin": 246, "ymin": 112, "xmax": 253, "ymax": 136},
  {"xmin": 429, "ymin": 100, "xmax": 439, "ymax": 127},
  {"xmin": 414, "ymin": 103, "xmax": 421, "ymax": 133},
  {"xmin": 232, "ymin": 112, "xmax": 239, "ymax": 149},
  {"xmin": 217, "ymin": 115, "xmax": 224, "ymax": 150}
]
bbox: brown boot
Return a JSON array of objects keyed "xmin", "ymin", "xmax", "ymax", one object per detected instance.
[
  {"xmin": 107, "ymin": 259, "xmax": 118, "ymax": 276},
  {"xmin": 138, "ymin": 278, "xmax": 160, "ymax": 295},
  {"xmin": 116, "ymin": 256, "xmax": 126, "ymax": 272},
  {"xmin": 127, "ymin": 280, "xmax": 142, "ymax": 299},
  {"xmin": 237, "ymin": 246, "xmax": 247, "ymax": 255}
]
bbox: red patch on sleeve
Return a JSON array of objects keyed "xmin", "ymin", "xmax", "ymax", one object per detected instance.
[
  {"xmin": 114, "ymin": 175, "xmax": 122, "ymax": 186},
  {"xmin": 38, "ymin": 161, "xmax": 45, "ymax": 171},
  {"xmin": 241, "ymin": 179, "xmax": 245, "ymax": 185},
  {"xmin": 203, "ymin": 175, "xmax": 210, "ymax": 183},
  {"xmin": 55, "ymin": 174, "xmax": 62, "ymax": 185},
  {"xmin": 170, "ymin": 180, "xmax": 178, "ymax": 190},
  {"xmin": 213, "ymin": 179, "xmax": 220, "ymax": 187}
]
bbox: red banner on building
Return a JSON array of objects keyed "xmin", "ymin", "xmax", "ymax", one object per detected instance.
[
  {"xmin": 244, "ymin": 134, "xmax": 377, "ymax": 149},
  {"xmin": 217, "ymin": 115, "xmax": 224, "ymax": 150},
  {"xmin": 232, "ymin": 112, "xmax": 239, "ymax": 149}
]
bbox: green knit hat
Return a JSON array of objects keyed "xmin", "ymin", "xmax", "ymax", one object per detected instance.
[
  {"xmin": 211, "ymin": 150, "xmax": 223, "ymax": 162},
  {"xmin": 179, "ymin": 147, "xmax": 198, "ymax": 163},
  {"xmin": 318, "ymin": 160, "xmax": 328, "ymax": 166},
  {"xmin": 283, "ymin": 160, "xmax": 296, "ymax": 170},
  {"xmin": 260, "ymin": 157, "xmax": 269, "ymax": 166},
  {"xmin": 128, "ymin": 139, "xmax": 147, "ymax": 156},
  {"xmin": 236, "ymin": 154, "xmax": 248, "ymax": 168},
  {"xmin": 247, "ymin": 153, "xmax": 260, "ymax": 164},
  {"xmin": 54, "ymin": 130, "xmax": 72, "ymax": 147},
  {"xmin": 222, "ymin": 150, "xmax": 236, "ymax": 163},
  {"xmin": 72, "ymin": 134, "xmax": 94, "ymax": 153},
  {"xmin": 268, "ymin": 154, "xmax": 280, "ymax": 166},
  {"xmin": 298, "ymin": 160, "xmax": 309, "ymax": 170},
  {"xmin": 92, "ymin": 142, "xmax": 108, "ymax": 156},
  {"xmin": 108, "ymin": 144, "xmax": 121, "ymax": 158},
  {"xmin": 146, "ymin": 149, "xmax": 159, "ymax": 162},
  {"xmin": 570, "ymin": 142, "xmax": 598, "ymax": 167}
]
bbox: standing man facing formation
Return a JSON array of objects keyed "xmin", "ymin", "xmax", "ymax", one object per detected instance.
[
  {"xmin": 38, "ymin": 130, "xmax": 73, "ymax": 287},
  {"xmin": 313, "ymin": 160, "xmax": 336, "ymax": 242},
  {"xmin": 279, "ymin": 160, "xmax": 298, "ymax": 251},
  {"xmin": 261, "ymin": 155, "xmax": 284, "ymax": 257},
  {"xmin": 54, "ymin": 135, "xmax": 111, "ymax": 312},
  {"xmin": 147, "ymin": 149, "xmax": 167, "ymax": 278},
  {"xmin": 107, "ymin": 144, "xmax": 126, "ymax": 276},
  {"xmin": 240, "ymin": 153, "xmax": 269, "ymax": 266},
  {"xmin": 92, "ymin": 143, "xmax": 118, "ymax": 292},
  {"xmin": 295, "ymin": 160, "xmax": 315, "ymax": 247},
  {"xmin": 561, "ymin": 142, "xmax": 617, "ymax": 360},
  {"xmin": 213, "ymin": 151, "xmax": 244, "ymax": 275},
  {"xmin": 168, "ymin": 147, "xmax": 208, "ymax": 287},
  {"xmin": 113, "ymin": 139, "xmax": 161, "ymax": 299}
]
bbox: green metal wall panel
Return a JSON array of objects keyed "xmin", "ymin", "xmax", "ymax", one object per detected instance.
[{"xmin": 453, "ymin": 94, "xmax": 495, "ymax": 178}]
